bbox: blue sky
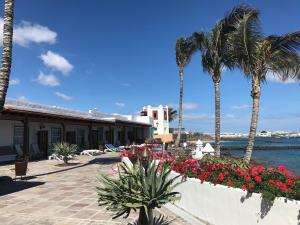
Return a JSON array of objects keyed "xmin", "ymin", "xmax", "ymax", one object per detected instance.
[{"xmin": 1, "ymin": 0, "xmax": 300, "ymax": 133}]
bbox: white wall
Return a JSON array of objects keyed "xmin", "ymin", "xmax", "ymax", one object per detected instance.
[
  {"xmin": 0, "ymin": 120, "xmax": 23, "ymax": 147},
  {"xmin": 144, "ymin": 105, "xmax": 169, "ymax": 135},
  {"xmin": 167, "ymin": 171, "xmax": 300, "ymax": 225}
]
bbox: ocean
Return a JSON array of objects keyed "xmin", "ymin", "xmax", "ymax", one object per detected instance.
[{"xmin": 218, "ymin": 137, "xmax": 300, "ymax": 176}]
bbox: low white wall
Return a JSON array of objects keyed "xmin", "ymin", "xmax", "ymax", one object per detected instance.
[{"xmin": 167, "ymin": 171, "xmax": 300, "ymax": 225}]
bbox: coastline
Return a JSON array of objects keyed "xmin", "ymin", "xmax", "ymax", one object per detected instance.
[{"xmin": 221, "ymin": 145, "xmax": 300, "ymax": 150}]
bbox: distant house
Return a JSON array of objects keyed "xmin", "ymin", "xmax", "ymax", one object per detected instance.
[
  {"xmin": 140, "ymin": 105, "xmax": 170, "ymax": 136},
  {"xmin": 0, "ymin": 100, "xmax": 151, "ymax": 162}
]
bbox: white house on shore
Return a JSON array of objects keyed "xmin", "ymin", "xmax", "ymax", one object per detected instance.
[
  {"xmin": 0, "ymin": 100, "xmax": 152, "ymax": 162},
  {"xmin": 140, "ymin": 105, "xmax": 169, "ymax": 136}
]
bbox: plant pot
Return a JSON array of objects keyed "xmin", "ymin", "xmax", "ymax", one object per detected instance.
[{"xmin": 15, "ymin": 161, "xmax": 28, "ymax": 177}]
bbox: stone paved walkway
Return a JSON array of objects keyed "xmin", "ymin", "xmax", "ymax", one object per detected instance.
[{"xmin": 0, "ymin": 153, "xmax": 191, "ymax": 225}]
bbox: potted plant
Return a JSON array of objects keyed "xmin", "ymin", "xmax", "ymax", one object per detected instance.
[
  {"xmin": 15, "ymin": 154, "xmax": 29, "ymax": 178},
  {"xmin": 52, "ymin": 142, "xmax": 78, "ymax": 164},
  {"xmin": 97, "ymin": 162, "xmax": 182, "ymax": 225}
]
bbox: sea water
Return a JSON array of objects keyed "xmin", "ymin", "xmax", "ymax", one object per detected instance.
[{"xmin": 219, "ymin": 137, "xmax": 300, "ymax": 175}]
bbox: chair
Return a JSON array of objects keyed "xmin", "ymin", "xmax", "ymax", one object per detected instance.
[
  {"xmin": 104, "ymin": 144, "xmax": 124, "ymax": 152},
  {"xmin": 31, "ymin": 144, "xmax": 43, "ymax": 159},
  {"xmin": 14, "ymin": 144, "xmax": 23, "ymax": 157}
]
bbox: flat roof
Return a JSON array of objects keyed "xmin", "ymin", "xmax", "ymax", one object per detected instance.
[{"xmin": 3, "ymin": 100, "xmax": 151, "ymax": 127}]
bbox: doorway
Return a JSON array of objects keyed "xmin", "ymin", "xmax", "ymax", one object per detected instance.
[{"xmin": 37, "ymin": 130, "xmax": 48, "ymax": 158}]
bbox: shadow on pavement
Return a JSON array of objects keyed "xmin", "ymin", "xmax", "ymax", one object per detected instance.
[{"xmin": 0, "ymin": 180, "xmax": 45, "ymax": 196}]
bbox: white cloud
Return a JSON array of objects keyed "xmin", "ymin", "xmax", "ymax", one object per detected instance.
[
  {"xmin": 55, "ymin": 92, "xmax": 73, "ymax": 101},
  {"xmin": 115, "ymin": 102, "xmax": 126, "ymax": 108},
  {"xmin": 183, "ymin": 113, "xmax": 214, "ymax": 120},
  {"xmin": 10, "ymin": 78, "xmax": 20, "ymax": 85},
  {"xmin": 36, "ymin": 71, "xmax": 60, "ymax": 87},
  {"xmin": 40, "ymin": 51, "xmax": 73, "ymax": 75},
  {"xmin": 230, "ymin": 104, "xmax": 250, "ymax": 110},
  {"xmin": 266, "ymin": 71, "xmax": 297, "ymax": 84},
  {"xmin": 168, "ymin": 102, "xmax": 199, "ymax": 110},
  {"xmin": 0, "ymin": 18, "xmax": 57, "ymax": 47},
  {"xmin": 17, "ymin": 96, "xmax": 28, "ymax": 102}
]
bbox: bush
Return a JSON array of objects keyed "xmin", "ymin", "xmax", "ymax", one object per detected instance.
[
  {"xmin": 52, "ymin": 142, "xmax": 78, "ymax": 164},
  {"xmin": 97, "ymin": 162, "xmax": 182, "ymax": 225},
  {"xmin": 122, "ymin": 148, "xmax": 300, "ymax": 202}
]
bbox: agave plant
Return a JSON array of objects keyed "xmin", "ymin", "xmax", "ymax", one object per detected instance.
[
  {"xmin": 52, "ymin": 142, "xmax": 78, "ymax": 164},
  {"xmin": 97, "ymin": 162, "xmax": 182, "ymax": 225}
]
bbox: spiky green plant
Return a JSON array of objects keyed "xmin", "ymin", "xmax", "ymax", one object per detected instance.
[
  {"xmin": 97, "ymin": 162, "xmax": 182, "ymax": 225},
  {"xmin": 52, "ymin": 142, "xmax": 78, "ymax": 164}
]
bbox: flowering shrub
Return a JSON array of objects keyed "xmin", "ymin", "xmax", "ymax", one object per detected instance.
[{"xmin": 121, "ymin": 148, "xmax": 300, "ymax": 202}]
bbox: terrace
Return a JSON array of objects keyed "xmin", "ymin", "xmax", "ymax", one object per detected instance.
[{"xmin": 0, "ymin": 153, "xmax": 191, "ymax": 225}]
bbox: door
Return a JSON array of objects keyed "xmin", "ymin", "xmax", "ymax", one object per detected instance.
[
  {"xmin": 37, "ymin": 130, "xmax": 48, "ymax": 158},
  {"xmin": 66, "ymin": 131, "xmax": 76, "ymax": 144},
  {"xmin": 91, "ymin": 130, "xmax": 98, "ymax": 149}
]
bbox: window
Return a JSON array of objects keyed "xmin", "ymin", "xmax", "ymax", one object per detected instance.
[
  {"xmin": 164, "ymin": 111, "xmax": 167, "ymax": 120},
  {"xmin": 152, "ymin": 110, "xmax": 158, "ymax": 120},
  {"xmin": 51, "ymin": 128, "xmax": 62, "ymax": 146},
  {"xmin": 13, "ymin": 126, "xmax": 23, "ymax": 145}
]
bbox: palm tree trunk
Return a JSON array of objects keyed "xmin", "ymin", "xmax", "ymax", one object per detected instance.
[
  {"xmin": 0, "ymin": 0, "xmax": 14, "ymax": 113},
  {"xmin": 137, "ymin": 207, "xmax": 153, "ymax": 225},
  {"xmin": 175, "ymin": 67, "xmax": 183, "ymax": 147},
  {"xmin": 213, "ymin": 75, "xmax": 221, "ymax": 158},
  {"xmin": 244, "ymin": 78, "xmax": 261, "ymax": 164}
]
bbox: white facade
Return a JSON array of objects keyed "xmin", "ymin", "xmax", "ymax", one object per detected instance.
[{"xmin": 141, "ymin": 105, "xmax": 169, "ymax": 135}]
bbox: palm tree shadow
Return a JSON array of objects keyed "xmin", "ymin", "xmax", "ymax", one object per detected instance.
[
  {"xmin": 25, "ymin": 156, "xmax": 121, "ymax": 179},
  {"xmin": 128, "ymin": 215, "xmax": 173, "ymax": 225}
]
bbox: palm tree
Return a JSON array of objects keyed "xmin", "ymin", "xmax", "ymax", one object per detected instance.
[
  {"xmin": 192, "ymin": 5, "xmax": 253, "ymax": 157},
  {"xmin": 0, "ymin": 0, "xmax": 14, "ymax": 113},
  {"xmin": 229, "ymin": 8, "xmax": 300, "ymax": 163},
  {"xmin": 175, "ymin": 38, "xmax": 197, "ymax": 147},
  {"xmin": 168, "ymin": 107, "xmax": 178, "ymax": 122}
]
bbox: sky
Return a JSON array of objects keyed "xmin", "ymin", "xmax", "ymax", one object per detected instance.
[{"xmin": 1, "ymin": 0, "xmax": 300, "ymax": 133}]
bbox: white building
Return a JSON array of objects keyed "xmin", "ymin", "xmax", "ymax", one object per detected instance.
[
  {"xmin": 0, "ymin": 100, "xmax": 151, "ymax": 162},
  {"xmin": 140, "ymin": 105, "xmax": 169, "ymax": 135}
]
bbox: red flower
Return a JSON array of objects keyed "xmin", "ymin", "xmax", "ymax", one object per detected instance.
[
  {"xmin": 277, "ymin": 165, "xmax": 286, "ymax": 171},
  {"xmin": 254, "ymin": 176, "xmax": 262, "ymax": 183},
  {"xmin": 280, "ymin": 185, "xmax": 288, "ymax": 191},
  {"xmin": 251, "ymin": 170, "xmax": 258, "ymax": 177},
  {"xmin": 217, "ymin": 163, "xmax": 223, "ymax": 169},
  {"xmin": 248, "ymin": 184, "xmax": 255, "ymax": 189},
  {"xmin": 276, "ymin": 181, "xmax": 283, "ymax": 188},
  {"xmin": 257, "ymin": 166, "xmax": 265, "ymax": 173},
  {"xmin": 218, "ymin": 173, "xmax": 224, "ymax": 182},
  {"xmin": 242, "ymin": 185, "xmax": 247, "ymax": 191},
  {"xmin": 286, "ymin": 179, "xmax": 293, "ymax": 186},
  {"xmin": 244, "ymin": 175, "xmax": 251, "ymax": 182},
  {"xmin": 225, "ymin": 164, "xmax": 232, "ymax": 169},
  {"xmin": 224, "ymin": 171, "xmax": 229, "ymax": 176},
  {"xmin": 227, "ymin": 180, "xmax": 232, "ymax": 187},
  {"xmin": 269, "ymin": 179, "xmax": 275, "ymax": 185}
]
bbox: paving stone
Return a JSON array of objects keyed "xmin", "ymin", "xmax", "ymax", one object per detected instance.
[{"xmin": 0, "ymin": 153, "xmax": 191, "ymax": 225}]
